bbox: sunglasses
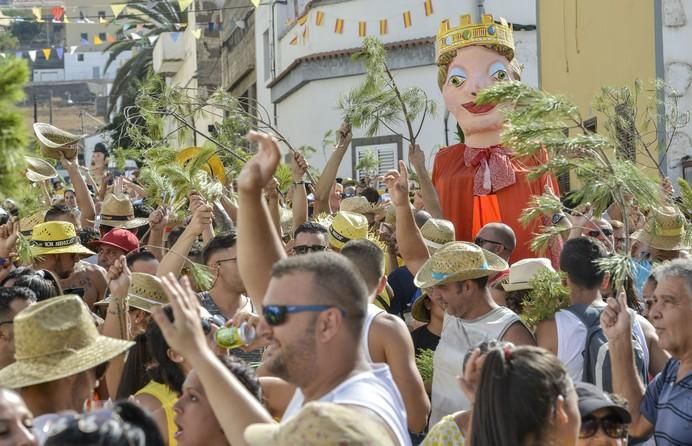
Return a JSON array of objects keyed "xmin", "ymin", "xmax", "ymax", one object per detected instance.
[
  {"xmin": 587, "ymin": 229, "xmax": 614, "ymax": 238},
  {"xmin": 293, "ymin": 245, "xmax": 327, "ymax": 255},
  {"xmin": 262, "ymin": 305, "xmax": 346, "ymax": 326},
  {"xmin": 579, "ymin": 415, "xmax": 628, "ymax": 439},
  {"xmin": 474, "ymin": 237, "xmax": 505, "ymax": 248}
]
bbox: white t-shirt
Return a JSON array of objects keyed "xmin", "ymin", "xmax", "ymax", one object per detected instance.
[{"xmin": 283, "ymin": 364, "xmax": 411, "ymax": 446}]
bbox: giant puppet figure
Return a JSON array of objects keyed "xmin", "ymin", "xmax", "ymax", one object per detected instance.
[{"xmin": 432, "ymin": 14, "xmax": 559, "ymax": 263}]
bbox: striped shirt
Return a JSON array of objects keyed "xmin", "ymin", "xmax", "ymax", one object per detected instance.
[{"xmin": 641, "ymin": 359, "xmax": 692, "ymax": 445}]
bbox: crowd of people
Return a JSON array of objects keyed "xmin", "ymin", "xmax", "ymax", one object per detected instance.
[{"xmin": 0, "ymin": 10, "xmax": 691, "ymax": 445}]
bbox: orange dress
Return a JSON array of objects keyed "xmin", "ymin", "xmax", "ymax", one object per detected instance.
[{"xmin": 432, "ymin": 143, "xmax": 559, "ymax": 264}]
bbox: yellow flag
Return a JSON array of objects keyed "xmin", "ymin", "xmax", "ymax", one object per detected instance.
[
  {"xmin": 42, "ymin": 48, "xmax": 51, "ymax": 60},
  {"xmin": 94, "ymin": 35, "xmax": 103, "ymax": 45},
  {"xmin": 178, "ymin": 0, "xmax": 193, "ymax": 12},
  {"xmin": 193, "ymin": 28, "xmax": 202, "ymax": 39},
  {"xmin": 250, "ymin": 0, "xmax": 260, "ymax": 6},
  {"xmin": 32, "ymin": 7, "xmax": 43, "ymax": 22},
  {"xmin": 111, "ymin": 4, "xmax": 126, "ymax": 18}
]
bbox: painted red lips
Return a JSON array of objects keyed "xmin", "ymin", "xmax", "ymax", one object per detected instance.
[{"xmin": 462, "ymin": 102, "xmax": 496, "ymax": 114}]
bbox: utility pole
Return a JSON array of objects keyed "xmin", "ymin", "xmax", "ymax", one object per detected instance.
[{"xmin": 49, "ymin": 89, "xmax": 53, "ymax": 124}]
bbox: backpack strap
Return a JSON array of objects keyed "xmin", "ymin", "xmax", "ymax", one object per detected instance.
[{"xmin": 566, "ymin": 303, "xmax": 603, "ymax": 329}]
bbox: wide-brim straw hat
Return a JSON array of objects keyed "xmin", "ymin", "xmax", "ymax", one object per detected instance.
[
  {"xmin": 502, "ymin": 257, "xmax": 555, "ymax": 292},
  {"xmin": 411, "ymin": 292, "xmax": 431, "ymax": 323},
  {"xmin": 176, "ymin": 147, "xmax": 227, "ymax": 183},
  {"xmin": 631, "ymin": 205, "xmax": 689, "ymax": 251},
  {"xmin": 33, "ymin": 123, "xmax": 82, "ymax": 160},
  {"xmin": 414, "ymin": 241, "xmax": 508, "ymax": 289},
  {"xmin": 328, "ymin": 211, "xmax": 369, "ymax": 250},
  {"xmin": 421, "ymin": 218, "xmax": 456, "ymax": 251},
  {"xmin": 99, "ymin": 193, "xmax": 148, "ymax": 229},
  {"xmin": 0, "ymin": 295, "xmax": 134, "ymax": 389},
  {"xmin": 340, "ymin": 196, "xmax": 383, "ymax": 216},
  {"xmin": 30, "ymin": 221, "xmax": 95, "ymax": 257},
  {"xmin": 20, "ymin": 210, "xmax": 47, "ymax": 236},
  {"xmin": 95, "ymin": 273, "xmax": 168, "ymax": 313},
  {"xmin": 25, "ymin": 156, "xmax": 58, "ymax": 183}
]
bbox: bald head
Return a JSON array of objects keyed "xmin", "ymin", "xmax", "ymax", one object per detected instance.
[{"xmin": 475, "ymin": 223, "xmax": 516, "ymax": 260}]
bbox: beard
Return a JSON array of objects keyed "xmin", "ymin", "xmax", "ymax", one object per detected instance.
[{"xmin": 264, "ymin": 328, "xmax": 317, "ymax": 385}]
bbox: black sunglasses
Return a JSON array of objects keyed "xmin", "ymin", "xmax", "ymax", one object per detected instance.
[
  {"xmin": 294, "ymin": 245, "xmax": 327, "ymax": 255},
  {"xmin": 587, "ymin": 229, "xmax": 614, "ymax": 237},
  {"xmin": 263, "ymin": 305, "xmax": 346, "ymax": 326},
  {"xmin": 474, "ymin": 237, "xmax": 505, "ymax": 248},
  {"xmin": 579, "ymin": 415, "xmax": 628, "ymax": 439}
]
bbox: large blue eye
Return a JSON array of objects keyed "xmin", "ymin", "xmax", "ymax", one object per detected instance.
[{"xmin": 446, "ymin": 67, "xmax": 467, "ymax": 88}]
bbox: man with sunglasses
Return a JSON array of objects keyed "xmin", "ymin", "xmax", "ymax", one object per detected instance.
[
  {"xmin": 473, "ymin": 223, "xmax": 516, "ymax": 263},
  {"xmin": 576, "ymin": 382, "xmax": 631, "ymax": 445},
  {"xmin": 291, "ymin": 222, "xmax": 329, "ymax": 256},
  {"xmin": 570, "ymin": 217, "xmax": 616, "ymax": 253}
]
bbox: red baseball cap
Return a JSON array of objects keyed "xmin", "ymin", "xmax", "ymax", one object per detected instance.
[{"xmin": 89, "ymin": 228, "xmax": 139, "ymax": 254}]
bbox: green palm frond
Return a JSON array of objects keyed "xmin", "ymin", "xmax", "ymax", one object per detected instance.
[
  {"xmin": 274, "ymin": 163, "xmax": 293, "ymax": 193},
  {"xmin": 415, "ymin": 348, "xmax": 434, "ymax": 383},
  {"xmin": 521, "ymin": 270, "xmax": 569, "ymax": 329}
]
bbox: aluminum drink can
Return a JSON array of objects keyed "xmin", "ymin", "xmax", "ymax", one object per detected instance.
[{"xmin": 215, "ymin": 322, "xmax": 256, "ymax": 349}]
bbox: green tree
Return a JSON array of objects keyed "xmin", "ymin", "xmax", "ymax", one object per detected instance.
[
  {"xmin": 0, "ymin": 59, "xmax": 29, "ymax": 201},
  {"xmin": 0, "ymin": 31, "xmax": 19, "ymax": 52}
]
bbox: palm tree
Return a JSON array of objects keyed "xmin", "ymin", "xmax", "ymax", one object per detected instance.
[{"xmin": 102, "ymin": 1, "xmax": 185, "ymax": 149}]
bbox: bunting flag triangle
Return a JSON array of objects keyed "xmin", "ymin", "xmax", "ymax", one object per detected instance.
[
  {"xmin": 170, "ymin": 32, "xmax": 181, "ymax": 42},
  {"xmin": 192, "ymin": 28, "xmax": 202, "ymax": 39},
  {"xmin": 42, "ymin": 48, "xmax": 51, "ymax": 60},
  {"xmin": 123, "ymin": 23, "xmax": 131, "ymax": 31},
  {"xmin": 51, "ymin": 6, "xmax": 64, "ymax": 21},
  {"xmin": 94, "ymin": 35, "xmax": 103, "ymax": 45},
  {"xmin": 107, "ymin": 34, "xmax": 116, "ymax": 43},
  {"xmin": 56, "ymin": 47, "xmax": 64, "ymax": 60},
  {"xmin": 178, "ymin": 0, "xmax": 193, "ymax": 12},
  {"xmin": 28, "ymin": 50, "xmax": 37, "ymax": 62},
  {"xmin": 81, "ymin": 38, "xmax": 89, "ymax": 45},
  {"xmin": 32, "ymin": 7, "xmax": 43, "ymax": 22},
  {"xmin": 148, "ymin": 35, "xmax": 159, "ymax": 45},
  {"xmin": 111, "ymin": 3, "xmax": 126, "ymax": 18},
  {"xmin": 99, "ymin": 17, "xmax": 107, "ymax": 24},
  {"xmin": 15, "ymin": 51, "xmax": 23, "ymax": 58},
  {"xmin": 130, "ymin": 32, "xmax": 142, "ymax": 40},
  {"xmin": 69, "ymin": 46, "xmax": 78, "ymax": 54},
  {"xmin": 250, "ymin": 0, "xmax": 260, "ymax": 7},
  {"xmin": 424, "ymin": 0, "xmax": 434, "ymax": 16},
  {"xmin": 64, "ymin": 15, "xmax": 69, "ymax": 23},
  {"xmin": 174, "ymin": 23, "xmax": 182, "ymax": 30}
]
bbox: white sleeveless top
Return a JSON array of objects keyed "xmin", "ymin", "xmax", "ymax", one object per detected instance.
[
  {"xmin": 283, "ymin": 364, "xmax": 411, "ymax": 446},
  {"xmin": 555, "ymin": 308, "xmax": 649, "ymax": 382},
  {"xmin": 361, "ymin": 304, "xmax": 385, "ymax": 364},
  {"xmin": 430, "ymin": 307, "xmax": 521, "ymax": 425}
]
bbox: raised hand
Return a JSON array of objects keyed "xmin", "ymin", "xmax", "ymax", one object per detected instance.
[
  {"xmin": 291, "ymin": 152, "xmax": 308, "ymax": 181},
  {"xmin": 384, "ymin": 160, "xmax": 410, "ymax": 208},
  {"xmin": 336, "ymin": 121, "xmax": 353, "ymax": 150},
  {"xmin": 239, "ymin": 131, "xmax": 282, "ymax": 193},
  {"xmin": 148, "ymin": 206, "xmax": 170, "ymax": 230},
  {"xmin": 408, "ymin": 144, "xmax": 426, "ymax": 168},
  {"xmin": 152, "ymin": 274, "xmax": 209, "ymax": 361},
  {"xmin": 0, "ymin": 218, "xmax": 19, "ymax": 260},
  {"xmin": 263, "ymin": 177, "xmax": 280, "ymax": 201},
  {"xmin": 60, "ymin": 153, "xmax": 79, "ymax": 172},
  {"xmin": 189, "ymin": 201, "xmax": 214, "ymax": 236},
  {"xmin": 600, "ymin": 292, "xmax": 632, "ymax": 341},
  {"xmin": 107, "ymin": 255, "xmax": 131, "ymax": 298}
]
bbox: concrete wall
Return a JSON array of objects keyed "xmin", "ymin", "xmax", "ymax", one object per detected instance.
[
  {"xmin": 254, "ymin": 0, "xmax": 538, "ymax": 173},
  {"xmin": 662, "ymin": 0, "xmax": 692, "ymax": 185},
  {"xmin": 63, "ymin": 51, "xmax": 132, "ymax": 81}
]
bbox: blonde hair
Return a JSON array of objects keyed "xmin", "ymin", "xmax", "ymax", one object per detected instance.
[{"xmin": 436, "ymin": 47, "xmax": 523, "ymax": 90}]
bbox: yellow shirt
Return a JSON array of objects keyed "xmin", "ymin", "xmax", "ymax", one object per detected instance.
[
  {"xmin": 136, "ymin": 380, "xmax": 178, "ymax": 446},
  {"xmin": 422, "ymin": 414, "xmax": 465, "ymax": 446}
]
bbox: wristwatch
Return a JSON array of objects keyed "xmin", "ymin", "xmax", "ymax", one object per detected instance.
[{"xmin": 551, "ymin": 213, "xmax": 566, "ymax": 225}]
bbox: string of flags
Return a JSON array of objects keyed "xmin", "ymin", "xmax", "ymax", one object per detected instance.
[{"xmin": 289, "ymin": 0, "xmax": 435, "ymax": 45}]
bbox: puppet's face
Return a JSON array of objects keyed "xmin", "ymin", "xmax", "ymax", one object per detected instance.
[{"xmin": 442, "ymin": 45, "xmax": 514, "ymax": 142}]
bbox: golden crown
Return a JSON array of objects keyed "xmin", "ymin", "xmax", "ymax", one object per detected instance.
[{"xmin": 436, "ymin": 14, "xmax": 514, "ymax": 63}]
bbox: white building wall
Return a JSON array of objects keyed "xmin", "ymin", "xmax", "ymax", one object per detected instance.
[
  {"xmin": 63, "ymin": 50, "xmax": 133, "ymax": 81},
  {"xmin": 662, "ymin": 0, "xmax": 692, "ymax": 185},
  {"xmin": 255, "ymin": 0, "xmax": 538, "ymax": 174}
]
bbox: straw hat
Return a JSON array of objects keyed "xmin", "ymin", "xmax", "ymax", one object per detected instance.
[
  {"xmin": 25, "ymin": 156, "xmax": 58, "ymax": 183},
  {"xmin": 502, "ymin": 258, "xmax": 555, "ymax": 292},
  {"xmin": 244, "ymin": 402, "xmax": 396, "ymax": 446},
  {"xmin": 30, "ymin": 221, "xmax": 95, "ymax": 257},
  {"xmin": 0, "ymin": 295, "xmax": 134, "ymax": 389},
  {"xmin": 630, "ymin": 205, "xmax": 690, "ymax": 251},
  {"xmin": 411, "ymin": 292, "xmax": 431, "ymax": 323},
  {"xmin": 176, "ymin": 147, "xmax": 227, "ymax": 183},
  {"xmin": 33, "ymin": 123, "xmax": 82, "ymax": 160},
  {"xmin": 340, "ymin": 196, "xmax": 383, "ymax": 215},
  {"xmin": 19, "ymin": 210, "xmax": 47, "ymax": 236},
  {"xmin": 328, "ymin": 211, "xmax": 369, "ymax": 250},
  {"xmin": 414, "ymin": 241, "xmax": 508, "ymax": 289},
  {"xmin": 95, "ymin": 273, "xmax": 169, "ymax": 313},
  {"xmin": 99, "ymin": 194, "xmax": 148, "ymax": 229},
  {"xmin": 421, "ymin": 219, "xmax": 456, "ymax": 251}
]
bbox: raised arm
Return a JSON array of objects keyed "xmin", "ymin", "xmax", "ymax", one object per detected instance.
[
  {"xmin": 409, "ymin": 144, "xmax": 442, "ymax": 218},
  {"xmin": 290, "ymin": 152, "xmax": 309, "ymax": 232},
  {"xmin": 156, "ymin": 203, "xmax": 212, "ymax": 278},
  {"xmin": 385, "ymin": 161, "xmax": 430, "ymax": 276},
  {"xmin": 102, "ymin": 256, "xmax": 132, "ymax": 397},
  {"xmin": 154, "ymin": 275, "xmax": 274, "ymax": 446},
  {"xmin": 313, "ymin": 122, "xmax": 352, "ymax": 214},
  {"xmin": 61, "ymin": 154, "xmax": 96, "ymax": 228},
  {"xmin": 146, "ymin": 207, "xmax": 168, "ymax": 261},
  {"xmin": 237, "ymin": 131, "xmax": 287, "ymax": 308}
]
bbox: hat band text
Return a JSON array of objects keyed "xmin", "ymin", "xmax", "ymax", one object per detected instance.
[
  {"xmin": 32, "ymin": 236, "xmax": 79, "ymax": 248},
  {"xmin": 329, "ymin": 226, "xmax": 350, "ymax": 243}
]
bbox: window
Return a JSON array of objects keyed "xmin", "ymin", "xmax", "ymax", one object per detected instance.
[
  {"xmin": 80, "ymin": 32, "xmax": 88, "ymax": 42},
  {"xmin": 262, "ymin": 29, "xmax": 271, "ymax": 81},
  {"xmin": 92, "ymin": 66, "xmax": 101, "ymax": 79},
  {"xmin": 77, "ymin": 54, "xmax": 84, "ymax": 61},
  {"xmin": 351, "ymin": 135, "xmax": 403, "ymax": 181},
  {"xmin": 98, "ymin": 11, "xmax": 106, "ymax": 20},
  {"xmin": 99, "ymin": 32, "xmax": 107, "ymax": 41}
]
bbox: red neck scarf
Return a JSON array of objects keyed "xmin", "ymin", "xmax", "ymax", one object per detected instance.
[{"xmin": 463, "ymin": 145, "xmax": 516, "ymax": 195}]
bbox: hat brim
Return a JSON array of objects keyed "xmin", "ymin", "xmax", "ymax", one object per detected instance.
[
  {"xmin": 502, "ymin": 282, "xmax": 533, "ymax": 292},
  {"xmin": 0, "ymin": 335, "xmax": 133, "ymax": 389},
  {"xmin": 631, "ymin": 230, "xmax": 690, "ymax": 251},
  {"xmin": 99, "ymin": 218, "xmax": 148, "ymax": 229},
  {"xmin": 88, "ymin": 240, "xmax": 131, "ymax": 253},
  {"xmin": 411, "ymin": 293, "xmax": 431, "ymax": 323},
  {"xmin": 414, "ymin": 248, "xmax": 507, "ymax": 289},
  {"xmin": 578, "ymin": 397, "xmax": 632, "ymax": 423},
  {"xmin": 30, "ymin": 244, "xmax": 95, "ymax": 257},
  {"xmin": 26, "ymin": 171, "xmax": 57, "ymax": 183},
  {"xmin": 94, "ymin": 294, "xmax": 164, "ymax": 313},
  {"xmin": 244, "ymin": 422, "xmax": 281, "ymax": 446}
]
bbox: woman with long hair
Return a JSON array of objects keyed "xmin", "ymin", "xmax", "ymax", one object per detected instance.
[{"xmin": 470, "ymin": 345, "xmax": 581, "ymax": 446}]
